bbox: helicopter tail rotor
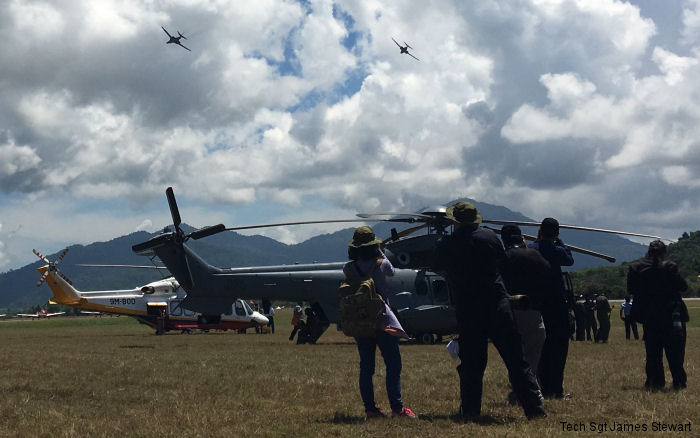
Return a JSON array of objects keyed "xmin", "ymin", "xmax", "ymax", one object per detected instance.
[{"xmin": 34, "ymin": 248, "xmax": 72, "ymax": 287}]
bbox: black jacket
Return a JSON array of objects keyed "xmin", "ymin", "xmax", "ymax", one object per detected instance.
[
  {"xmin": 627, "ymin": 257, "xmax": 688, "ymax": 325},
  {"xmin": 501, "ymin": 245, "xmax": 551, "ymax": 311},
  {"xmin": 434, "ymin": 226, "xmax": 509, "ymax": 313}
]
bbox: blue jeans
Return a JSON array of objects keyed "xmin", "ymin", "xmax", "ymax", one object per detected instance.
[{"xmin": 355, "ymin": 332, "xmax": 403, "ymax": 412}]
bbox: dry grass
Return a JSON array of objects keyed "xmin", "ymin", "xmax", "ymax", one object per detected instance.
[{"xmin": 1, "ymin": 304, "xmax": 698, "ymax": 437}]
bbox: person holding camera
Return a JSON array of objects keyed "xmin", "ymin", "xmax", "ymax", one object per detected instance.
[{"xmin": 528, "ymin": 217, "xmax": 574, "ymax": 399}]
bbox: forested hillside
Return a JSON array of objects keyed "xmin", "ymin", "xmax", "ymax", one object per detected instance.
[{"xmin": 570, "ymin": 231, "xmax": 700, "ymax": 298}]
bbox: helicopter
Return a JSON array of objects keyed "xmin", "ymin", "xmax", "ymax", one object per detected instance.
[
  {"xmin": 32, "ymin": 248, "xmax": 268, "ymax": 334},
  {"xmin": 131, "ymin": 187, "xmax": 662, "ymax": 343}
]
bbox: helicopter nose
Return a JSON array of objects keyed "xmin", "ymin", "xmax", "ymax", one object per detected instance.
[{"xmin": 252, "ymin": 312, "xmax": 269, "ymax": 325}]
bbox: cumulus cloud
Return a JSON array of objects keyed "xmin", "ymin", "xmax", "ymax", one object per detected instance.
[
  {"xmin": 1, "ymin": 0, "xmax": 699, "ymax": 270},
  {"xmin": 135, "ymin": 219, "xmax": 153, "ymax": 232},
  {"xmin": 0, "ymin": 138, "xmax": 41, "ymax": 182}
]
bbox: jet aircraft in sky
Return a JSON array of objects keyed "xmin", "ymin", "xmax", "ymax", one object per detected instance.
[
  {"xmin": 161, "ymin": 26, "xmax": 191, "ymax": 51},
  {"xmin": 392, "ymin": 37, "xmax": 419, "ymax": 61}
]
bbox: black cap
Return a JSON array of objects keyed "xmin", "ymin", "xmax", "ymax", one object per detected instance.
[
  {"xmin": 647, "ymin": 239, "xmax": 667, "ymax": 258},
  {"xmin": 540, "ymin": 217, "xmax": 559, "ymax": 238},
  {"xmin": 500, "ymin": 224, "xmax": 522, "ymax": 246}
]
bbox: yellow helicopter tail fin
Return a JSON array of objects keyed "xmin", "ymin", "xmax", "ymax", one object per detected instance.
[{"xmin": 37, "ymin": 265, "xmax": 81, "ymax": 306}]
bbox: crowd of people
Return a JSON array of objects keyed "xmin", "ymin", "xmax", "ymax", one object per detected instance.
[
  {"xmin": 348, "ymin": 202, "xmax": 688, "ymax": 421},
  {"xmin": 258, "ymin": 203, "xmax": 690, "ymax": 422}
]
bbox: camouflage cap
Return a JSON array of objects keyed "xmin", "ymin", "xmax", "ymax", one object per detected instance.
[
  {"xmin": 446, "ymin": 201, "xmax": 482, "ymax": 225},
  {"xmin": 349, "ymin": 226, "xmax": 383, "ymax": 248}
]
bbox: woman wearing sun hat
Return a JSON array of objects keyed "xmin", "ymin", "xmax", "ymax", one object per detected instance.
[{"xmin": 343, "ymin": 226, "xmax": 417, "ymax": 419}]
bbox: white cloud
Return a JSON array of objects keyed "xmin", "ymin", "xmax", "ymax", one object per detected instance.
[
  {"xmin": 1, "ymin": 0, "xmax": 700, "ymax": 270},
  {"xmin": 0, "ymin": 139, "xmax": 41, "ymax": 180},
  {"xmin": 135, "ymin": 219, "xmax": 153, "ymax": 232},
  {"xmin": 9, "ymin": 0, "xmax": 64, "ymax": 38}
]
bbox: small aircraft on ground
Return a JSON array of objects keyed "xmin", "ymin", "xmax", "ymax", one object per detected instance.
[
  {"xmin": 130, "ymin": 187, "xmax": 662, "ymax": 343},
  {"xmin": 392, "ymin": 38, "xmax": 419, "ymax": 61},
  {"xmin": 16, "ymin": 308, "xmax": 66, "ymax": 319},
  {"xmin": 33, "ymin": 249, "xmax": 268, "ymax": 335},
  {"xmin": 161, "ymin": 26, "xmax": 191, "ymax": 51}
]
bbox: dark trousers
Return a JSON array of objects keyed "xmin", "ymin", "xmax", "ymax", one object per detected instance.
[
  {"xmin": 289, "ymin": 321, "xmax": 304, "ymax": 341},
  {"xmin": 457, "ymin": 298, "xmax": 544, "ymax": 418},
  {"xmin": 624, "ymin": 318, "xmax": 639, "ymax": 340},
  {"xmin": 584, "ymin": 316, "xmax": 597, "ymax": 341},
  {"xmin": 356, "ymin": 331, "xmax": 403, "ymax": 412},
  {"xmin": 539, "ymin": 308, "xmax": 569, "ymax": 397},
  {"xmin": 643, "ymin": 323, "xmax": 687, "ymax": 389},
  {"xmin": 574, "ymin": 316, "xmax": 585, "ymax": 341},
  {"xmin": 597, "ymin": 316, "xmax": 610, "ymax": 342}
]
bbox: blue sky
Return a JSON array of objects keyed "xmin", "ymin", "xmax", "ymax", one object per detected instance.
[{"xmin": 1, "ymin": 0, "xmax": 700, "ymax": 271}]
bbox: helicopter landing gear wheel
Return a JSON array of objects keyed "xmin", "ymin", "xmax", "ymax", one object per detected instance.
[{"xmin": 419, "ymin": 333, "xmax": 435, "ymax": 344}]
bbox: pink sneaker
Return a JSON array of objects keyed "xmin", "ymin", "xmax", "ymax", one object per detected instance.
[
  {"xmin": 392, "ymin": 407, "xmax": 417, "ymax": 418},
  {"xmin": 365, "ymin": 408, "xmax": 387, "ymax": 419}
]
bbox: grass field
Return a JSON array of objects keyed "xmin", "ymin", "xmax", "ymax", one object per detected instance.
[{"xmin": 1, "ymin": 303, "xmax": 698, "ymax": 437}]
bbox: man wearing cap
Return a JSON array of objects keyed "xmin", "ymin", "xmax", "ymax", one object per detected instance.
[
  {"xmin": 499, "ymin": 224, "xmax": 550, "ymax": 380},
  {"xmin": 434, "ymin": 202, "xmax": 546, "ymax": 420},
  {"xmin": 528, "ymin": 218, "xmax": 574, "ymax": 399}
]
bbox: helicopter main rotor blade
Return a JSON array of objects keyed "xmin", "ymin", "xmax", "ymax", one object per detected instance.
[
  {"xmin": 225, "ymin": 218, "xmax": 385, "ymax": 231},
  {"xmin": 484, "ymin": 226, "xmax": 617, "ymax": 263},
  {"xmin": 520, "ymin": 233, "xmax": 617, "ymax": 263},
  {"xmin": 166, "ymin": 187, "xmax": 182, "ymax": 231},
  {"xmin": 382, "ymin": 223, "xmax": 429, "ymax": 244},
  {"xmin": 76, "ymin": 264, "xmax": 170, "ymax": 270},
  {"xmin": 482, "ymin": 219, "xmax": 662, "ymax": 240},
  {"xmin": 356, "ymin": 212, "xmax": 433, "ymax": 221}
]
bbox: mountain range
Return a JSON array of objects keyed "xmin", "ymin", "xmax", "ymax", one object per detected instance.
[{"xmin": 0, "ymin": 198, "xmax": 648, "ymax": 311}]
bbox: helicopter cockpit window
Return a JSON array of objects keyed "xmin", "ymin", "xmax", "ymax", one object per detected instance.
[
  {"xmin": 234, "ymin": 301, "xmax": 246, "ymax": 316},
  {"xmin": 242, "ymin": 300, "xmax": 254, "ymax": 316},
  {"xmin": 415, "ymin": 278, "xmax": 429, "ymax": 296},
  {"xmin": 170, "ymin": 300, "xmax": 183, "ymax": 316},
  {"xmin": 432, "ymin": 279, "xmax": 449, "ymax": 304}
]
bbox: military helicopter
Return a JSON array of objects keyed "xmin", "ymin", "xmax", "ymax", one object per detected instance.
[{"xmin": 131, "ymin": 187, "xmax": 662, "ymax": 343}]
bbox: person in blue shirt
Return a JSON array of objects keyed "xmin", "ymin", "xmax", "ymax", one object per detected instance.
[
  {"xmin": 528, "ymin": 217, "xmax": 574, "ymax": 399},
  {"xmin": 620, "ymin": 296, "xmax": 639, "ymax": 340}
]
